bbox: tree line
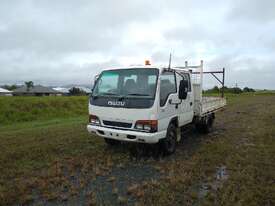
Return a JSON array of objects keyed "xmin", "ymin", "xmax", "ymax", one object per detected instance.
[
  {"xmin": 204, "ymin": 86, "xmax": 255, "ymax": 94},
  {"xmin": 2, "ymin": 83, "xmax": 89, "ymax": 96}
]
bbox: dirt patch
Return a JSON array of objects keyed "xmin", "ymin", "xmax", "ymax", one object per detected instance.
[{"xmin": 29, "ymin": 162, "xmax": 160, "ymax": 206}]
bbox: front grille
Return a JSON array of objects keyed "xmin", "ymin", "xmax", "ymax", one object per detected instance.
[{"xmin": 103, "ymin": 120, "xmax": 132, "ymax": 128}]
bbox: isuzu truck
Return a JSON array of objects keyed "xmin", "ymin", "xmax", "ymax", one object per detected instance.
[{"xmin": 87, "ymin": 60, "xmax": 226, "ymax": 154}]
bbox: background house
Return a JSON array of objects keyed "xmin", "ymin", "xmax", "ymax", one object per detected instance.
[
  {"xmin": 13, "ymin": 85, "xmax": 61, "ymax": 96},
  {"xmin": 73, "ymin": 86, "xmax": 92, "ymax": 95},
  {"xmin": 0, "ymin": 88, "xmax": 12, "ymax": 96},
  {"xmin": 53, "ymin": 87, "xmax": 70, "ymax": 96}
]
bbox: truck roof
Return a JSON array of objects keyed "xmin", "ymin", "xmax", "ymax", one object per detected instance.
[{"xmin": 101, "ymin": 65, "xmax": 190, "ymax": 73}]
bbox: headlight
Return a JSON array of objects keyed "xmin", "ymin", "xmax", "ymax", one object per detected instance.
[
  {"xmin": 136, "ymin": 124, "xmax": 144, "ymax": 130},
  {"xmin": 89, "ymin": 114, "xmax": 100, "ymax": 125},
  {"xmin": 135, "ymin": 120, "xmax": 158, "ymax": 133}
]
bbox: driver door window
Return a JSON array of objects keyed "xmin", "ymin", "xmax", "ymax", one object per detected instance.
[{"xmin": 160, "ymin": 71, "xmax": 176, "ymax": 106}]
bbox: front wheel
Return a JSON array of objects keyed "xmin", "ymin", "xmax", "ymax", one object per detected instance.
[
  {"xmin": 161, "ymin": 124, "xmax": 177, "ymax": 155},
  {"xmin": 104, "ymin": 138, "xmax": 121, "ymax": 146}
]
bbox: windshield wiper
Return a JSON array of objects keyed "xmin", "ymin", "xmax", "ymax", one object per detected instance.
[
  {"xmin": 92, "ymin": 93, "xmax": 126, "ymax": 100},
  {"xmin": 100, "ymin": 93, "xmax": 126, "ymax": 100},
  {"xmin": 100, "ymin": 92, "xmax": 118, "ymax": 96},
  {"xmin": 92, "ymin": 92, "xmax": 117, "ymax": 100},
  {"xmin": 126, "ymin": 93, "xmax": 150, "ymax": 96}
]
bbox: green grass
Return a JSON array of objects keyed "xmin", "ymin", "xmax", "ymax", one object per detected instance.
[
  {"xmin": 0, "ymin": 94, "xmax": 274, "ymax": 205},
  {"xmin": 204, "ymin": 90, "xmax": 275, "ymax": 97},
  {"xmin": 0, "ymin": 96, "xmax": 88, "ymax": 125},
  {"xmin": 0, "ymin": 116, "xmax": 129, "ymax": 205}
]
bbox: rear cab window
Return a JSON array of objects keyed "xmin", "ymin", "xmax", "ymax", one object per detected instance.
[{"xmin": 182, "ymin": 73, "xmax": 191, "ymax": 92}]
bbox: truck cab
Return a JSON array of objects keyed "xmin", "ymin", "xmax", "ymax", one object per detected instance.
[{"xmin": 87, "ymin": 62, "xmax": 226, "ymax": 154}]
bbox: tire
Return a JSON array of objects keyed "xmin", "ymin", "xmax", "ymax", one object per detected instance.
[
  {"xmin": 104, "ymin": 138, "xmax": 120, "ymax": 146},
  {"xmin": 162, "ymin": 124, "xmax": 177, "ymax": 155},
  {"xmin": 206, "ymin": 114, "xmax": 214, "ymax": 132},
  {"xmin": 196, "ymin": 114, "xmax": 214, "ymax": 134}
]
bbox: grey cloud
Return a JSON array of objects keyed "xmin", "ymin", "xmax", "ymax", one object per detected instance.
[
  {"xmin": 228, "ymin": 0, "xmax": 275, "ymax": 23},
  {"xmin": 0, "ymin": 0, "xmax": 160, "ymax": 53},
  {"xmin": 1, "ymin": 57, "xmax": 120, "ymax": 86},
  {"xmin": 205, "ymin": 55, "xmax": 275, "ymax": 90},
  {"xmin": 0, "ymin": 0, "xmax": 275, "ymax": 89}
]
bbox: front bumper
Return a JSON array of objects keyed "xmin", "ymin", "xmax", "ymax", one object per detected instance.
[{"xmin": 87, "ymin": 124, "xmax": 166, "ymax": 144}]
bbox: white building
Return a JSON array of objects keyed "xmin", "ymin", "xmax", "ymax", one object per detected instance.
[
  {"xmin": 74, "ymin": 86, "xmax": 92, "ymax": 94},
  {"xmin": 53, "ymin": 87, "xmax": 70, "ymax": 95},
  {"xmin": 0, "ymin": 88, "xmax": 12, "ymax": 96},
  {"xmin": 53, "ymin": 86, "xmax": 92, "ymax": 95}
]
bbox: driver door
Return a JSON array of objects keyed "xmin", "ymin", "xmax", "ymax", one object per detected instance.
[
  {"xmin": 158, "ymin": 71, "xmax": 178, "ymax": 132},
  {"xmin": 178, "ymin": 73, "xmax": 193, "ymax": 125}
]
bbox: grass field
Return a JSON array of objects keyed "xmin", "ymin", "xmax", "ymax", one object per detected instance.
[
  {"xmin": 0, "ymin": 94, "xmax": 274, "ymax": 205},
  {"xmin": 0, "ymin": 96, "xmax": 88, "ymax": 125}
]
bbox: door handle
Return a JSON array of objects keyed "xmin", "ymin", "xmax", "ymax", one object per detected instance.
[{"xmin": 190, "ymin": 102, "xmax": 193, "ymax": 106}]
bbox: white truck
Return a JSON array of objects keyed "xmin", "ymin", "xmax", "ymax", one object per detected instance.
[{"xmin": 87, "ymin": 60, "xmax": 226, "ymax": 154}]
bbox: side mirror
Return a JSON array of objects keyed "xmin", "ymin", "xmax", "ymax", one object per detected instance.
[{"xmin": 179, "ymin": 80, "xmax": 188, "ymax": 99}]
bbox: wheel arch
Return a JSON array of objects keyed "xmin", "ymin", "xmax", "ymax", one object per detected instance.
[{"xmin": 169, "ymin": 116, "xmax": 179, "ymax": 128}]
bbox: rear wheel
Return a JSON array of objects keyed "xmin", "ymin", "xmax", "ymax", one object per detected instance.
[
  {"xmin": 162, "ymin": 124, "xmax": 177, "ymax": 155},
  {"xmin": 196, "ymin": 114, "xmax": 214, "ymax": 134},
  {"xmin": 104, "ymin": 138, "xmax": 121, "ymax": 146}
]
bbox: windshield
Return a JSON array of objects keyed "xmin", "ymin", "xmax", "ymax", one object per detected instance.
[{"xmin": 93, "ymin": 68, "xmax": 159, "ymax": 98}]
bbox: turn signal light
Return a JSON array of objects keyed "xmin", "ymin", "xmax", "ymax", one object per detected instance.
[
  {"xmin": 89, "ymin": 114, "xmax": 100, "ymax": 125},
  {"xmin": 135, "ymin": 120, "xmax": 158, "ymax": 133}
]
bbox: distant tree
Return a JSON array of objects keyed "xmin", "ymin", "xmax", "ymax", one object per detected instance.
[
  {"xmin": 69, "ymin": 87, "xmax": 86, "ymax": 96},
  {"xmin": 3, "ymin": 84, "xmax": 17, "ymax": 91},
  {"xmin": 205, "ymin": 85, "xmax": 249, "ymax": 94},
  {"xmin": 25, "ymin": 81, "xmax": 34, "ymax": 91},
  {"xmin": 204, "ymin": 85, "xmax": 220, "ymax": 93},
  {"xmin": 243, "ymin": 87, "xmax": 255, "ymax": 92},
  {"xmin": 212, "ymin": 86, "xmax": 220, "ymax": 93},
  {"xmin": 233, "ymin": 86, "xmax": 243, "ymax": 94}
]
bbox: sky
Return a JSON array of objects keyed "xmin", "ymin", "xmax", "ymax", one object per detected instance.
[{"xmin": 0, "ymin": 0, "xmax": 275, "ymax": 89}]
